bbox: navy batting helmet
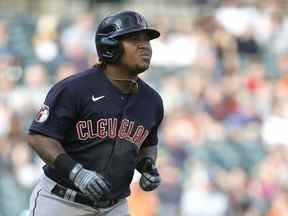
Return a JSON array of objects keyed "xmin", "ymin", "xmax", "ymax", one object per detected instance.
[{"xmin": 95, "ymin": 11, "xmax": 160, "ymax": 64}]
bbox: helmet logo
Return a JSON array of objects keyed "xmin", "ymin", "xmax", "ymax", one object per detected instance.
[{"xmin": 135, "ymin": 14, "xmax": 147, "ymax": 28}]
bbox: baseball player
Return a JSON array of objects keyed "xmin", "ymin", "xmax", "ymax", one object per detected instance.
[{"xmin": 27, "ymin": 10, "xmax": 163, "ymax": 216}]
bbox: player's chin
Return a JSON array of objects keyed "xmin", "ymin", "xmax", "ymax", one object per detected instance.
[
  {"xmin": 132, "ymin": 59, "xmax": 149, "ymax": 73},
  {"xmin": 135, "ymin": 63, "xmax": 150, "ymax": 74},
  {"xmin": 140, "ymin": 58, "xmax": 151, "ymax": 69}
]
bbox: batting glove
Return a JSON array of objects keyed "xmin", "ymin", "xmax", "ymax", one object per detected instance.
[
  {"xmin": 69, "ymin": 163, "xmax": 111, "ymax": 200},
  {"xmin": 137, "ymin": 158, "xmax": 161, "ymax": 191}
]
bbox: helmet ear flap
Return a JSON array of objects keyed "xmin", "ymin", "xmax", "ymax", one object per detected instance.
[{"xmin": 99, "ymin": 37, "xmax": 123, "ymax": 64}]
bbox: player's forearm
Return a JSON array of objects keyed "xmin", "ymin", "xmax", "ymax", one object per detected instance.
[
  {"xmin": 27, "ymin": 134, "xmax": 66, "ymax": 168},
  {"xmin": 136, "ymin": 145, "xmax": 161, "ymax": 191},
  {"xmin": 27, "ymin": 134, "xmax": 111, "ymax": 197},
  {"xmin": 137, "ymin": 145, "xmax": 158, "ymax": 163}
]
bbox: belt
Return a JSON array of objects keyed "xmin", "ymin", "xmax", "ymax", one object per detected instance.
[{"xmin": 51, "ymin": 184, "xmax": 119, "ymax": 209}]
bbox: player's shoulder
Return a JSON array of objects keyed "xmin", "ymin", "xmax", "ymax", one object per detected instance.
[
  {"xmin": 49, "ymin": 67, "xmax": 100, "ymax": 93},
  {"xmin": 139, "ymin": 79, "xmax": 162, "ymax": 104},
  {"xmin": 56, "ymin": 67, "xmax": 99, "ymax": 87},
  {"xmin": 139, "ymin": 79, "xmax": 164, "ymax": 119}
]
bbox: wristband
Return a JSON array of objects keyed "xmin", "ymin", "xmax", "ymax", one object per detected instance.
[
  {"xmin": 54, "ymin": 153, "xmax": 78, "ymax": 179},
  {"xmin": 136, "ymin": 157, "xmax": 155, "ymax": 174}
]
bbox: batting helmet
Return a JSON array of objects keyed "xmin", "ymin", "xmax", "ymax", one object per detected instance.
[{"xmin": 95, "ymin": 11, "xmax": 160, "ymax": 64}]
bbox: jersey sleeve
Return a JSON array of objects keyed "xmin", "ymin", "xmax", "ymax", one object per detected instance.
[
  {"xmin": 29, "ymin": 83, "xmax": 77, "ymax": 143},
  {"xmin": 141, "ymin": 97, "xmax": 164, "ymax": 147}
]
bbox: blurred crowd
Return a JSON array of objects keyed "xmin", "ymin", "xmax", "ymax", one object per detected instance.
[{"xmin": 1, "ymin": 0, "xmax": 288, "ymax": 215}]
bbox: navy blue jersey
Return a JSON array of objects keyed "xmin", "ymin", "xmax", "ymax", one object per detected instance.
[{"xmin": 29, "ymin": 67, "xmax": 164, "ymax": 199}]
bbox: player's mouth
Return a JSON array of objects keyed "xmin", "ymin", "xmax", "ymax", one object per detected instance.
[
  {"xmin": 139, "ymin": 51, "xmax": 151, "ymax": 59},
  {"xmin": 141, "ymin": 55, "xmax": 151, "ymax": 60}
]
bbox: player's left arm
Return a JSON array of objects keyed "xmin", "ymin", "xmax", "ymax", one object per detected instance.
[
  {"xmin": 137, "ymin": 144, "xmax": 158, "ymax": 162},
  {"xmin": 136, "ymin": 145, "xmax": 160, "ymax": 191},
  {"xmin": 136, "ymin": 98, "xmax": 163, "ymax": 191}
]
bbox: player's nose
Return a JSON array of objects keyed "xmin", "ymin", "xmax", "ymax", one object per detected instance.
[{"xmin": 137, "ymin": 39, "xmax": 151, "ymax": 49}]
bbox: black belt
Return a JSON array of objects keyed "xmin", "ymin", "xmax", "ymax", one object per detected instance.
[{"xmin": 51, "ymin": 184, "xmax": 119, "ymax": 209}]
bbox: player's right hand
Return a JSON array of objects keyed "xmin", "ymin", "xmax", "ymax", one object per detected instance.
[{"xmin": 69, "ymin": 164, "xmax": 111, "ymax": 200}]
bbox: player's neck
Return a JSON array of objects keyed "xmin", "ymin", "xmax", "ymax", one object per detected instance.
[
  {"xmin": 103, "ymin": 66, "xmax": 139, "ymax": 94},
  {"xmin": 104, "ymin": 64, "xmax": 137, "ymax": 80}
]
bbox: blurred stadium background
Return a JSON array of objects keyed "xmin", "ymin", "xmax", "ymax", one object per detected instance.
[{"xmin": 1, "ymin": 0, "xmax": 288, "ymax": 215}]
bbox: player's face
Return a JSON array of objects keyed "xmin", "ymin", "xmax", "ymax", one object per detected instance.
[{"xmin": 120, "ymin": 32, "xmax": 152, "ymax": 75}]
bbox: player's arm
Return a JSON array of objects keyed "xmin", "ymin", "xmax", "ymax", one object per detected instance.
[
  {"xmin": 29, "ymin": 84, "xmax": 111, "ymax": 200},
  {"xmin": 136, "ymin": 97, "xmax": 164, "ymax": 191},
  {"xmin": 137, "ymin": 145, "xmax": 157, "ymax": 162},
  {"xmin": 136, "ymin": 145, "xmax": 160, "ymax": 192},
  {"xmin": 27, "ymin": 133, "xmax": 65, "ymax": 168},
  {"xmin": 27, "ymin": 133, "xmax": 111, "ymax": 200}
]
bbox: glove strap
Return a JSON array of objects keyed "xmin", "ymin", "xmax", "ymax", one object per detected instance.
[{"xmin": 69, "ymin": 163, "xmax": 83, "ymax": 182}]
